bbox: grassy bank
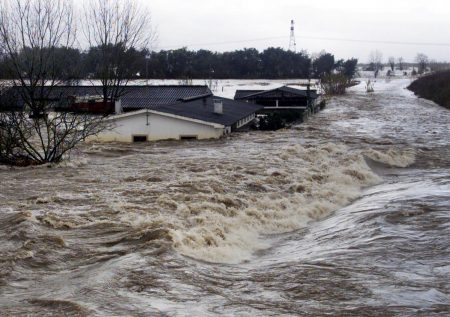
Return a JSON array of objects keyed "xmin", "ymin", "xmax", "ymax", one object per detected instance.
[{"xmin": 408, "ymin": 70, "xmax": 450, "ymax": 109}]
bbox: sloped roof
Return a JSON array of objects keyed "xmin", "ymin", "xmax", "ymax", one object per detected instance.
[
  {"xmin": 234, "ymin": 90, "xmax": 264, "ymax": 99},
  {"xmin": 120, "ymin": 86, "xmax": 212, "ymax": 109},
  {"xmin": 153, "ymin": 95, "xmax": 263, "ymax": 126},
  {"xmin": 234, "ymin": 85, "xmax": 318, "ymax": 100},
  {"xmin": 45, "ymin": 85, "xmax": 213, "ymax": 109},
  {"xmin": 4, "ymin": 85, "xmax": 212, "ymax": 107}
]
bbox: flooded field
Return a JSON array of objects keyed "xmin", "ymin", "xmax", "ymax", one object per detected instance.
[{"xmin": 0, "ymin": 79, "xmax": 449, "ymax": 316}]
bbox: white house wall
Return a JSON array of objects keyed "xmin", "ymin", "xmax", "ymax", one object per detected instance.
[{"xmin": 94, "ymin": 112, "xmax": 224, "ymax": 142}]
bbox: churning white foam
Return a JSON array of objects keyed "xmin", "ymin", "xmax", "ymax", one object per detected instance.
[{"xmin": 162, "ymin": 143, "xmax": 386, "ymax": 264}]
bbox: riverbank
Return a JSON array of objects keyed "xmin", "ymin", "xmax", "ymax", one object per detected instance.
[{"xmin": 408, "ymin": 70, "xmax": 450, "ymax": 109}]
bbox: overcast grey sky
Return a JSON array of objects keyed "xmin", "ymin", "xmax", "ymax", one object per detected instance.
[{"xmin": 144, "ymin": 0, "xmax": 450, "ymax": 62}]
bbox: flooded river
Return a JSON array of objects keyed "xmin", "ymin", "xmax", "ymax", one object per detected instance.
[{"xmin": 0, "ymin": 79, "xmax": 449, "ymax": 316}]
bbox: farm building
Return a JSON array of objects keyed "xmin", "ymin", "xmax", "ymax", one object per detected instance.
[
  {"xmin": 234, "ymin": 85, "xmax": 320, "ymax": 113},
  {"xmin": 94, "ymin": 95, "xmax": 262, "ymax": 142}
]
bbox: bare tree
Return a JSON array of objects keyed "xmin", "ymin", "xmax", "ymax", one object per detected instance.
[
  {"xmin": 83, "ymin": 0, "xmax": 156, "ymax": 103},
  {"xmin": 0, "ymin": 0, "xmax": 107, "ymax": 166},
  {"xmin": 368, "ymin": 50, "xmax": 383, "ymax": 78},
  {"xmin": 415, "ymin": 53, "xmax": 429, "ymax": 74},
  {"xmin": 0, "ymin": 106, "xmax": 108, "ymax": 165},
  {"xmin": 0, "ymin": 0, "xmax": 76, "ymax": 115},
  {"xmin": 398, "ymin": 57, "xmax": 405, "ymax": 71},
  {"xmin": 388, "ymin": 57, "xmax": 395, "ymax": 72},
  {"xmin": 320, "ymin": 73, "xmax": 348, "ymax": 95}
]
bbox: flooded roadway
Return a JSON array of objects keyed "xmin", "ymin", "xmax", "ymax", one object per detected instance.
[{"xmin": 0, "ymin": 79, "xmax": 449, "ymax": 316}]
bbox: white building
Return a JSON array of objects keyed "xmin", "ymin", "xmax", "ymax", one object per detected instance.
[
  {"xmin": 96, "ymin": 109, "xmax": 225, "ymax": 142},
  {"xmin": 93, "ymin": 95, "xmax": 261, "ymax": 142}
]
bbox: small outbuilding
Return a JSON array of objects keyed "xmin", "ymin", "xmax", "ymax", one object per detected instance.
[{"xmin": 234, "ymin": 85, "xmax": 319, "ymax": 111}]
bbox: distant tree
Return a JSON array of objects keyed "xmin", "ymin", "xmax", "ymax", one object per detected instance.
[
  {"xmin": 342, "ymin": 58, "xmax": 358, "ymax": 82},
  {"xmin": 190, "ymin": 49, "xmax": 220, "ymax": 78},
  {"xmin": 232, "ymin": 48, "xmax": 261, "ymax": 78},
  {"xmin": 84, "ymin": 44, "xmax": 146, "ymax": 81},
  {"xmin": 388, "ymin": 57, "xmax": 395, "ymax": 71},
  {"xmin": 83, "ymin": 0, "xmax": 156, "ymax": 103},
  {"xmin": 415, "ymin": 53, "xmax": 429, "ymax": 74},
  {"xmin": 368, "ymin": 50, "xmax": 383, "ymax": 78},
  {"xmin": 398, "ymin": 57, "xmax": 405, "ymax": 71},
  {"xmin": 259, "ymin": 47, "xmax": 310, "ymax": 79},
  {"xmin": 313, "ymin": 52, "xmax": 335, "ymax": 78}
]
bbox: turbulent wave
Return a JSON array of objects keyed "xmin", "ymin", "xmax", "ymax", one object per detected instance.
[
  {"xmin": 165, "ymin": 143, "xmax": 383, "ymax": 263},
  {"xmin": 363, "ymin": 148, "xmax": 416, "ymax": 167},
  {"xmin": 0, "ymin": 142, "xmax": 416, "ymax": 265}
]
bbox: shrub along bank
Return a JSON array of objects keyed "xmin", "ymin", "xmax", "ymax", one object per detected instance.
[{"xmin": 408, "ymin": 70, "xmax": 450, "ymax": 109}]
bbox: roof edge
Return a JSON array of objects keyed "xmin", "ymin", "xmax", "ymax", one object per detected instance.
[{"xmin": 107, "ymin": 109, "xmax": 225, "ymax": 129}]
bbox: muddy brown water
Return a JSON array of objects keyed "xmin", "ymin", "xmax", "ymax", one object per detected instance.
[{"xmin": 0, "ymin": 79, "xmax": 449, "ymax": 316}]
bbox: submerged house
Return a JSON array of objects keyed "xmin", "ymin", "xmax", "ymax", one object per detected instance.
[
  {"xmin": 234, "ymin": 85, "xmax": 320, "ymax": 115},
  {"xmin": 94, "ymin": 94, "xmax": 262, "ymax": 142}
]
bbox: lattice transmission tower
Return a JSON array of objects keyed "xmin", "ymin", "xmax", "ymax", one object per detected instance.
[{"xmin": 289, "ymin": 20, "xmax": 296, "ymax": 52}]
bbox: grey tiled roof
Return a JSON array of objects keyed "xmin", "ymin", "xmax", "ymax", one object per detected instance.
[
  {"xmin": 120, "ymin": 86, "xmax": 212, "ymax": 109},
  {"xmin": 31, "ymin": 85, "xmax": 212, "ymax": 108},
  {"xmin": 154, "ymin": 96, "xmax": 263, "ymax": 126}
]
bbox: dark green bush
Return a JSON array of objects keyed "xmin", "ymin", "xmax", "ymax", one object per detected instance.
[
  {"xmin": 257, "ymin": 111, "xmax": 303, "ymax": 131},
  {"xmin": 408, "ymin": 70, "xmax": 450, "ymax": 109}
]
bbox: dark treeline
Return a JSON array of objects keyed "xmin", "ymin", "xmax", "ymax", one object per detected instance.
[
  {"xmin": 0, "ymin": 46, "xmax": 357, "ymax": 80},
  {"xmin": 147, "ymin": 48, "xmax": 313, "ymax": 79}
]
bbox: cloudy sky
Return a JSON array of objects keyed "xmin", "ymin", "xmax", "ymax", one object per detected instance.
[{"xmin": 144, "ymin": 0, "xmax": 450, "ymax": 62}]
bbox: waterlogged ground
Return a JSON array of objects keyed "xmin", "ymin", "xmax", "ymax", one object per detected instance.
[{"xmin": 0, "ymin": 79, "xmax": 449, "ymax": 316}]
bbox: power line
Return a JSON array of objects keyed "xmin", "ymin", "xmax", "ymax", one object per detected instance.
[
  {"xmin": 158, "ymin": 36, "xmax": 287, "ymax": 50},
  {"xmin": 297, "ymin": 35, "xmax": 450, "ymax": 47},
  {"xmin": 158, "ymin": 35, "xmax": 450, "ymax": 50}
]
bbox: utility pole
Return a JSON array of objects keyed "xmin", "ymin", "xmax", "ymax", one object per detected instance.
[{"xmin": 289, "ymin": 20, "xmax": 296, "ymax": 52}]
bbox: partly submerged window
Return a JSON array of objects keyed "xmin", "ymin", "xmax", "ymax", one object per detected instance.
[
  {"xmin": 133, "ymin": 135, "xmax": 148, "ymax": 142},
  {"xmin": 180, "ymin": 135, "xmax": 198, "ymax": 140}
]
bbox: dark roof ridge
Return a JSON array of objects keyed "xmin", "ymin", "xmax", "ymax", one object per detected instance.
[
  {"xmin": 239, "ymin": 85, "xmax": 289, "ymax": 99},
  {"xmin": 180, "ymin": 92, "xmax": 213, "ymax": 102},
  {"xmin": 235, "ymin": 85, "xmax": 318, "ymax": 99}
]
